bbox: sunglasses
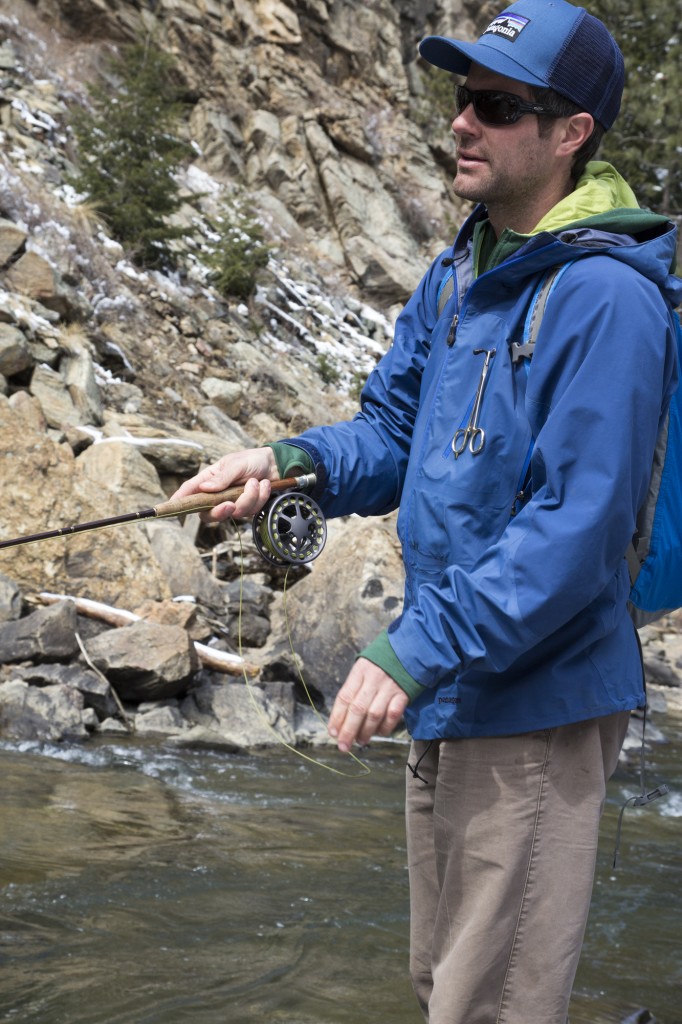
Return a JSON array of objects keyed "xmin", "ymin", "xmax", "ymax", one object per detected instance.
[{"xmin": 455, "ymin": 85, "xmax": 562, "ymax": 126}]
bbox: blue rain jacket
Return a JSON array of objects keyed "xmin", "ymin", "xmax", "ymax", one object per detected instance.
[{"xmin": 290, "ymin": 206, "xmax": 682, "ymax": 739}]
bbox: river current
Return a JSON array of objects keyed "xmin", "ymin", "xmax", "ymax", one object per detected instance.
[{"xmin": 1, "ymin": 714, "xmax": 680, "ymax": 1024}]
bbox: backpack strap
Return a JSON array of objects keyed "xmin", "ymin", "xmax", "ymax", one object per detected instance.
[
  {"xmin": 509, "ymin": 262, "xmax": 574, "ymax": 517},
  {"xmin": 436, "ymin": 268, "xmax": 455, "ymax": 318},
  {"xmin": 511, "ymin": 263, "xmax": 572, "ymax": 364}
]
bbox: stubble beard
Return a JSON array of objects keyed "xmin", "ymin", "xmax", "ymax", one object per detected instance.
[{"xmin": 452, "ymin": 160, "xmax": 499, "ymax": 208}]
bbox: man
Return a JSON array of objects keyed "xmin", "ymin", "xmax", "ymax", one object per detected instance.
[{"xmin": 174, "ymin": 1, "xmax": 681, "ymax": 1020}]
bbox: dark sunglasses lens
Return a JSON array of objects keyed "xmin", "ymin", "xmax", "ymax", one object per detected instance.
[
  {"xmin": 455, "ymin": 87, "xmax": 525, "ymax": 125},
  {"xmin": 475, "ymin": 92, "xmax": 521, "ymax": 125},
  {"xmin": 455, "ymin": 86, "xmax": 470, "ymax": 115}
]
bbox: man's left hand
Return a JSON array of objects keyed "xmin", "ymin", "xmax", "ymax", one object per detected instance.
[{"xmin": 328, "ymin": 658, "xmax": 409, "ymax": 752}]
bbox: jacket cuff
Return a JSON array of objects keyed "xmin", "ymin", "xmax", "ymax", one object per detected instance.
[
  {"xmin": 359, "ymin": 630, "xmax": 425, "ymax": 703},
  {"xmin": 266, "ymin": 442, "xmax": 315, "ymax": 480}
]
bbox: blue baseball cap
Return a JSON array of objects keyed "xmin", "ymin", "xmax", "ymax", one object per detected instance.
[{"xmin": 419, "ymin": 0, "xmax": 624, "ymax": 129}]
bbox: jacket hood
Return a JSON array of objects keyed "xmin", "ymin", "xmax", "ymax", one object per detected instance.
[
  {"xmin": 467, "ymin": 162, "xmax": 682, "ymax": 308},
  {"xmin": 532, "ymin": 160, "xmax": 643, "ymax": 234}
]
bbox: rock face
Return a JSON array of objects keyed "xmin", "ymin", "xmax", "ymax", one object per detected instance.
[{"xmin": 5, "ymin": 0, "xmax": 475, "ymax": 307}]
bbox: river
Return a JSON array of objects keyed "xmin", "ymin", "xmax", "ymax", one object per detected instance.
[{"xmin": 1, "ymin": 714, "xmax": 680, "ymax": 1024}]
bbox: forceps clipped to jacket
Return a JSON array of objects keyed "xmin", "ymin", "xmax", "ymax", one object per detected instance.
[{"xmin": 452, "ymin": 348, "xmax": 497, "ymax": 458}]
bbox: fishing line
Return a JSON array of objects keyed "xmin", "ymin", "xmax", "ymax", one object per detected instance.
[{"xmin": 233, "ymin": 522, "xmax": 370, "ymax": 777}]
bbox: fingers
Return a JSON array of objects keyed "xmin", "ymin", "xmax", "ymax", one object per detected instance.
[
  {"xmin": 218, "ymin": 476, "xmax": 272, "ymax": 520},
  {"xmin": 169, "ymin": 448, "xmax": 277, "ymax": 524},
  {"xmin": 328, "ymin": 658, "xmax": 408, "ymax": 753}
]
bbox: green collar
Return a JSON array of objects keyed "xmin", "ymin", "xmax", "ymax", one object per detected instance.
[{"xmin": 472, "ymin": 161, "xmax": 668, "ymax": 277}]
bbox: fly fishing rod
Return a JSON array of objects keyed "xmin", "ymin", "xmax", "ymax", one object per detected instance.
[{"xmin": 0, "ymin": 472, "xmax": 327, "ymax": 565}]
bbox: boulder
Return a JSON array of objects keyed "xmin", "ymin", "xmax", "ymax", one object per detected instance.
[
  {"xmin": 75, "ymin": 439, "xmax": 166, "ymax": 509},
  {"xmin": 61, "ymin": 336, "xmax": 104, "ymax": 426},
  {"xmin": 0, "ymin": 397, "xmax": 173, "ymax": 606},
  {"xmin": 83, "ymin": 619, "xmax": 200, "ymax": 702},
  {"xmin": 0, "ymin": 323, "xmax": 33, "ymax": 377},
  {"xmin": 11, "ymin": 661, "xmax": 120, "ymax": 720},
  {"xmin": 30, "ymin": 362, "xmax": 80, "ymax": 429},
  {"xmin": 181, "ymin": 674, "xmax": 295, "ymax": 748},
  {"xmin": 0, "ymin": 600, "xmax": 79, "ymax": 663},
  {"xmin": 0, "ymin": 678, "xmax": 87, "ymax": 741},
  {"xmin": 134, "ymin": 702, "xmax": 186, "ymax": 736},
  {"xmin": 5, "ymin": 250, "xmax": 74, "ymax": 319},
  {"xmin": 281, "ymin": 514, "xmax": 405, "ymax": 702},
  {"xmin": 200, "ymin": 377, "xmax": 244, "ymax": 418},
  {"xmin": 144, "ymin": 520, "xmax": 227, "ymax": 614}
]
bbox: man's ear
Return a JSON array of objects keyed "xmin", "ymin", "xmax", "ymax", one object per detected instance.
[{"xmin": 557, "ymin": 112, "xmax": 595, "ymax": 158}]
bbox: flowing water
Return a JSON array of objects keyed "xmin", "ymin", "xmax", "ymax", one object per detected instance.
[{"xmin": 0, "ymin": 716, "xmax": 680, "ymax": 1024}]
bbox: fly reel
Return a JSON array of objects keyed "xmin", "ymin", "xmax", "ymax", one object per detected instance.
[{"xmin": 252, "ymin": 490, "xmax": 327, "ymax": 566}]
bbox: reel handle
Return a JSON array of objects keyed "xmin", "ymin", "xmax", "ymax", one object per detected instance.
[{"xmin": 153, "ymin": 473, "xmax": 317, "ymax": 519}]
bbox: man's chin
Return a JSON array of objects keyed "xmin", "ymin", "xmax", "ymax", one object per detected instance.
[{"xmin": 452, "ymin": 176, "xmax": 484, "ymax": 203}]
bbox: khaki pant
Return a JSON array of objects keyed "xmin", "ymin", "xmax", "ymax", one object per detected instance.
[{"xmin": 405, "ymin": 713, "xmax": 630, "ymax": 1024}]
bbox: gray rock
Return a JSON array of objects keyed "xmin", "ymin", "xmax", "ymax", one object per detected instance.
[
  {"xmin": 75, "ymin": 439, "xmax": 166, "ymax": 509},
  {"xmin": 10, "ymin": 663, "xmax": 118, "ymax": 719},
  {"xmin": 228, "ymin": 611, "xmax": 270, "ymax": 648},
  {"xmin": 5, "ymin": 249, "xmax": 75, "ymax": 319},
  {"xmin": 145, "ymin": 521, "xmax": 227, "ymax": 614},
  {"xmin": 61, "ymin": 339, "xmax": 104, "ymax": 426},
  {"xmin": 225, "ymin": 577, "xmax": 271, "ymax": 615},
  {"xmin": 181, "ymin": 675, "xmax": 295, "ymax": 748},
  {"xmin": 99, "ymin": 717, "xmax": 130, "ymax": 735},
  {"xmin": 29, "ymin": 362, "xmax": 80, "ymax": 429},
  {"xmin": 200, "ymin": 377, "xmax": 244, "ymax": 417},
  {"xmin": 84, "ymin": 620, "xmax": 200, "ymax": 702},
  {"xmin": 643, "ymin": 656, "xmax": 682, "ymax": 688},
  {"xmin": 121, "ymin": 437, "xmax": 204, "ymax": 476},
  {"xmin": 166, "ymin": 724, "xmax": 242, "ymax": 753},
  {"xmin": 195, "ymin": 405, "xmax": 254, "ymax": 449},
  {"xmin": 82, "ymin": 707, "xmax": 99, "ymax": 731},
  {"xmin": 0, "ymin": 600, "xmax": 79, "ymax": 663},
  {"xmin": 134, "ymin": 704, "xmax": 186, "ymax": 736},
  {"xmin": 0, "ymin": 574, "xmax": 22, "ymax": 623},
  {"xmin": 0, "ymin": 678, "xmax": 86, "ymax": 741},
  {"xmin": 0, "ymin": 323, "xmax": 33, "ymax": 377}
]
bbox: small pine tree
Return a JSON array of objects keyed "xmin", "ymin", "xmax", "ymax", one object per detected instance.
[
  {"xmin": 70, "ymin": 41, "xmax": 193, "ymax": 269},
  {"xmin": 205, "ymin": 206, "xmax": 272, "ymax": 300}
]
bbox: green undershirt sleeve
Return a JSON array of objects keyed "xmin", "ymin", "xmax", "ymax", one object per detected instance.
[
  {"xmin": 266, "ymin": 441, "xmax": 315, "ymax": 479},
  {"xmin": 360, "ymin": 629, "xmax": 425, "ymax": 703}
]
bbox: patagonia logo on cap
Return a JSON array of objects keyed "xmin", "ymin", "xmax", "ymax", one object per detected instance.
[{"xmin": 483, "ymin": 13, "xmax": 530, "ymax": 42}]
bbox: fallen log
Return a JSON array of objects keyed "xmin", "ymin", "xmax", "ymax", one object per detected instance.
[{"xmin": 37, "ymin": 592, "xmax": 258, "ymax": 677}]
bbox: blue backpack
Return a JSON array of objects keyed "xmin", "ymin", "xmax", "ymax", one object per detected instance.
[{"xmin": 513, "ymin": 265, "xmax": 682, "ymax": 628}]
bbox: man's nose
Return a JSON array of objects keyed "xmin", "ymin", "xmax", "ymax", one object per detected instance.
[{"xmin": 451, "ymin": 102, "xmax": 480, "ymax": 137}]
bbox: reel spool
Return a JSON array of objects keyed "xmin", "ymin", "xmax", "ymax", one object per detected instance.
[{"xmin": 253, "ymin": 490, "xmax": 327, "ymax": 566}]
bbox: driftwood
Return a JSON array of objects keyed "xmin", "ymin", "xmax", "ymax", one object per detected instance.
[{"xmin": 37, "ymin": 592, "xmax": 258, "ymax": 677}]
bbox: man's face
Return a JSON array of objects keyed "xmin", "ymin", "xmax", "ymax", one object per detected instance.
[{"xmin": 451, "ymin": 64, "xmax": 568, "ymax": 230}]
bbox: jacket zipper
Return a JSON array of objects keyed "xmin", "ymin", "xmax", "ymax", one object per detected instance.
[
  {"xmin": 446, "ymin": 314, "xmax": 459, "ymax": 347},
  {"xmin": 446, "ymin": 237, "xmax": 569, "ymax": 348}
]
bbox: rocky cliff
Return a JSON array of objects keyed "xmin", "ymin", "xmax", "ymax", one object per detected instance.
[
  {"xmin": 0, "ymin": 0, "xmax": 482, "ymax": 598},
  {"xmin": 0, "ymin": 0, "xmax": 479, "ymax": 745}
]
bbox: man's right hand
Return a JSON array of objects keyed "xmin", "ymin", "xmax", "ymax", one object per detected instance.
[{"xmin": 170, "ymin": 446, "xmax": 279, "ymax": 524}]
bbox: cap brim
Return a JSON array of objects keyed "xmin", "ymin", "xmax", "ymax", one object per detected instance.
[{"xmin": 418, "ymin": 35, "xmax": 548, "ymax": 88}]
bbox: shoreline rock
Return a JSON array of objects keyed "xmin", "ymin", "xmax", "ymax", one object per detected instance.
[{"xmin": 1, "ymin": 574, "xmax": 680, "ymax": 755}]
